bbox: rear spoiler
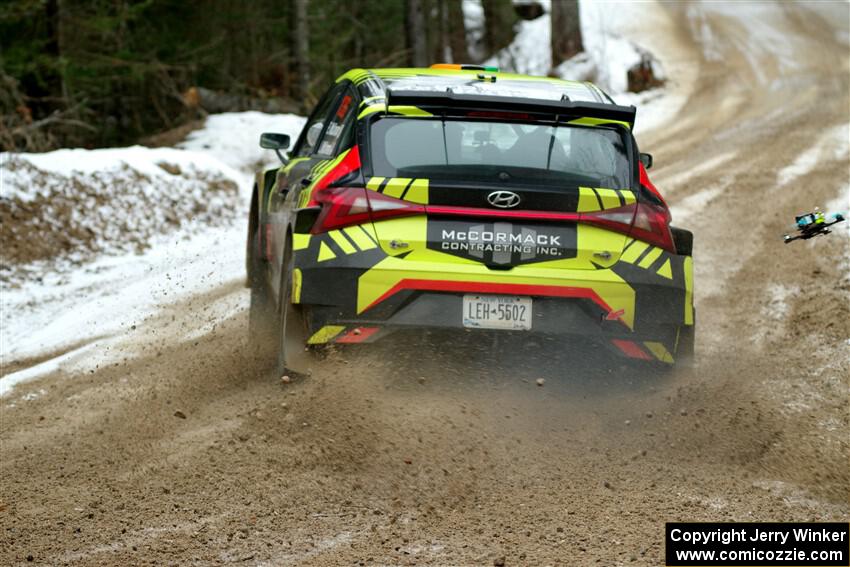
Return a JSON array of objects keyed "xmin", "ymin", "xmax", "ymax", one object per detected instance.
[{"xmin": 385, "ymin": 89, "xmax": 636, "ymax": 127}]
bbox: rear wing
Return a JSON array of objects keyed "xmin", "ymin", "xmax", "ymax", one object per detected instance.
[{"xmin": 385, "ymin": 89, "xmax": 636, "ymax": 128}]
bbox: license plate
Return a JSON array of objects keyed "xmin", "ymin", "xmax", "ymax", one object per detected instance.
[{"xmin": 462, "ymin": 295, "xmax": 532, "ymax": 330}]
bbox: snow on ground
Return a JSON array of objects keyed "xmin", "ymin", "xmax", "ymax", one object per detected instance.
[
  {"xmin": 776, "ymin": 123, "xmax": 850, "ymax": 187},
  {"xmin": 179, "ymin": 111, "xmax": 306, "ymax": 175},
  {"xmin": 0, "ymin": 149, "xmax": 243, "ymax": 281},
  {"xmin": 1, "ymin": 112, "xmax": 305, "ymax": 396},
  {"xmin": 0, "ymin": 224, "xmax": 244, "ymax": 397}
]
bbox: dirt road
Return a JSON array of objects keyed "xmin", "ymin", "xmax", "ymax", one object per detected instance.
[{"xmin": 2, "ymin": 3, "xmax": 848, "ymax": 565}]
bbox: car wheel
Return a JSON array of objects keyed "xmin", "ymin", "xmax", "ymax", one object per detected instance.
[
  {"xmin": 248, "ymin": 230, "xmax": 276, "ymax": 355},
  {"xmin": 275, "ymin": 236, "xmax": 312, "ymax": 377}
]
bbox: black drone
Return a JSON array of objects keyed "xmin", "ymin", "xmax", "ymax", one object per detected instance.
[{"xmin": 783, "ymin": 209, "xmax": 846, "ymax": 244}]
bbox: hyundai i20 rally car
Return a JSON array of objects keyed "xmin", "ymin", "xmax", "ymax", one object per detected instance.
[{"xmin": 247, "ymin": 65, "xmax": 695, "ymax": 374}]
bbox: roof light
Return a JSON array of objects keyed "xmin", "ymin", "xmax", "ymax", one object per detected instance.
[{"xmin": 430, "ymin": 63, "xmax": 500, "ymax": 73}]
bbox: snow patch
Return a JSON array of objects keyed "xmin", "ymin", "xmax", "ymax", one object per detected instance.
[
  {"xmin": 669, "ymin": 185, "xmax": 725, "ymax": 224},
  {"xmin": 178, "ymin": 111, "xmax": 306, "ymax": 175},
  {"xmin": 777, "ymin": 123, "xmax": 850, "ymax": 186},
  {"xmin": 1, "ymin": 111, "xmax": 304, "ymax": 395},
  {"xmin": 1, "ymin": 343, "xmax": 97, "ymax": 397}
]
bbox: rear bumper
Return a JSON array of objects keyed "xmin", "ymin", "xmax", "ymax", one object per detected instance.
[{"xmin": 292, "ymin": 232, "xmax": 694, "ymax": 363}]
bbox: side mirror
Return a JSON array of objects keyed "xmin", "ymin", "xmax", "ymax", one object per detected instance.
[
  {"xmin": 260, "ymin": 132, "xmax": 290, "ymax": 150},
  {"xmin": 260, "ymin": 132, "xmax": 290, "ymax": 164},
  {"xmin": 639, "ymin": 152, "xmax": 653, "ymax": 170}
]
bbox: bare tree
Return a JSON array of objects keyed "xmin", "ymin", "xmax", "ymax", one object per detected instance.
[
  {"xmin": 551, "ymin": 0, "xmax": 583, "ymax": 68},
  {"xmin": 482, "ymin": 0, "xmax": 516, "ymax": 55},
  {"xmin": 447, "ymin": 0, "xmax": 468, "ymax": 63},
  {"xmin": 405, "ymin": 0, "xmax": 428, "ymax": 67}
]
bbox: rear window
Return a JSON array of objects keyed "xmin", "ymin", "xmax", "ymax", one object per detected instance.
[{"xmin": 369, "ymin": 117, "xmax": 631, "ymax": 189}]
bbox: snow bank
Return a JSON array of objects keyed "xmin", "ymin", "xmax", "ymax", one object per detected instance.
[
  {"xmin": 0, "ymin": 148, "xmax": 242, "ymax": 281},
  {"xmin": 179, "ymin": 111, "xmax": 306, "ymax": 174},
  {"xmin": 0, "ymin": 112, "xmax": 306, "ymax": 284},
  {"xmin": 1, "ymin": 110, "xmax": 307, "ymax": 395}
]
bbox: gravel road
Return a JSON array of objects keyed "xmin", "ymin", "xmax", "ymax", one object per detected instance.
[{"xmin": 1, "ymin": 2, "xmax": 848, "ymax": 565}]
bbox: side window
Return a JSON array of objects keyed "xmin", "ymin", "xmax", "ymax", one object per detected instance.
[
  {"xmin": 314, "ymin": 88, "xmax": 357, "ymax": 158},
  {"xmin": 294, "ymin": 85, "xmax": 344, "ymax": 157}
]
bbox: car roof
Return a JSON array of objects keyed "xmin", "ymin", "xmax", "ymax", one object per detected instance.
[
  {"xmin": 338, "ymin": 67, "xmax": 612, "ymax": 105},
  {"xmin": 335, "ymin": 67, "xmax": 634, "ymax": 128}
]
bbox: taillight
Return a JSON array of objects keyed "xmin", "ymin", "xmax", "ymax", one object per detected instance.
[
  {"xmin": 311, "ymin": 187, "xmax": 371, "ymax": 233},
  {"xmin": 629, "ymin": 200, "xmax": 674, "ymax": 252},
  {"xmin": 581, "ymin": 201, "xmax": 674, "ymax": 252},
  {"xmin": 365, "ymin": 190, "xmax": 425, "ymax": 222},
  {"xmin": 310, "ymin": 187, "xmax": 424, "ymax": 234}
]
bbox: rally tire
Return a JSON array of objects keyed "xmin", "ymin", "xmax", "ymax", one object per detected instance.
[
  {"xmin": 275, "ymin": 236, "xmax": 312, "ymax": 377},
  {"xmin": 248, "ymin": 230, "xmax": 276, "ymax": 355}
]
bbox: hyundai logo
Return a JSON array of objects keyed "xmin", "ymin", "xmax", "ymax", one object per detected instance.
[{"xmin": 487, "ymin": 190, "xmax": 521, "ymax": 209}]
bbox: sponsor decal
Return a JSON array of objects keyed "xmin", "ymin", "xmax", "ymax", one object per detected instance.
[{"xmin": 427, "ymin": 220, "xmax": 576, "ymax": 265}]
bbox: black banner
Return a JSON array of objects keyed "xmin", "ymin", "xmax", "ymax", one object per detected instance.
[
  {"xmin": 426, "ymin": 219, "xmax": 577, "ymax": 266},
  {"xmin": 666, "ymin": 522, "xmax": 849, "ymax": 566}
]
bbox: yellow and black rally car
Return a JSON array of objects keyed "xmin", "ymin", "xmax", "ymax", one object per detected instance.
[{"xmin": 247, "ymin": 64, "xmax": 694, "ymax": 374}]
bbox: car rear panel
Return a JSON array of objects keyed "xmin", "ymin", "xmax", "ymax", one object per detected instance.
[
  {"xmin": 287, "ymin": 73, "xmax": 693, "ymax": 363},
  {"xmin": 365, "ymin": 177, "xmax": 635, "ymax": 270}
]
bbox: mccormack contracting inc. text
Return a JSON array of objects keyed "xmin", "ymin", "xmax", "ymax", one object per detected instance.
[{"xmin": 665, "ymin": 522, "xmax": 849, "ymax": 566}]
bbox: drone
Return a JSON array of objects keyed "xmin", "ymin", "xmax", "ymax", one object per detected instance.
[{"xmin": 783, "ymin": 208, "xmax": 846, "ymax": 244}]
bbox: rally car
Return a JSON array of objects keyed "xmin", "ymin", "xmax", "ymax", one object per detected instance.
[{"xmin": 247, "ymin": 65, "xmax": 695, "ymax": 375}]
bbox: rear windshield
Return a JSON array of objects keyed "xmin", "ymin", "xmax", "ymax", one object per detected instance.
[{"xmin": 369, "ymin": 117, "xmax": 631, "ymax": 189}]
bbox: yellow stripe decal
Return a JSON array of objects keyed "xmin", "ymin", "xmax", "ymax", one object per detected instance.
[
  {"xmin": 644, "ymin": 341, "xmax": 674, "ymax": 363},
  {"xmin": 293, "ymin": 234, "xmax": 311, "ymax": 251},
  {"xmin": 577, "ymin": 187, "xmax": 601, "ymax": 212},
  {"xmin": 292, "ymin": 268, "xmax": 302, "ymax": 303},
  {"xmin": 619, "ymin": 189, "xmax": 636, "ymax": 205},
  {"xmin": 656, "ymin": 258, "xmax": 673, "ymax": 279},
  {"xmin": 329, "ymin": 230, "xmax": 357, "ymax": 254},
  {"xmin": 387, "ymin": 105, "xmax": 433, "ymax": 117},
  {"xmin": 596, "ymin": 188, "xmax": 621, "ymax": 210},
  {"xmin": 366, "ymin": 177, "xmax": 385, "ymax": 191},
  {"xmin": 357, "ymin": 253, "xmax": 636, "ymax": 328},
  {"xmin": 620, "ymin": 241, "xmax": 649, "ymax": 264},
  {"xmin": 638, "ymin": 246, "xmax": 663, "ymax": 269},
  {"xmin": 307, "ymin": 325, "xmax": 345, "ymax": 345},
  {"xmin": 567, "ymin": 116, "xmax": 631, "ymax": 129},
  {"xmin": 684, "ymin": 256, "xmax": 694, "ymax": 325},
  {"xmin": 358, "ymin": 105, "xmax": 385, "ymax": 120},
  {"xmin": 404, "ymin": 179, "xmax": 429, "ymax": 204},
  {"xmin": 317, "ymin": 241, "xmax": 336, "ymax": 262},
  {"xmin": 382, "ymin": 177, "xmax": 412, "ymax": 199},
  {"xmin": 344, "ymin": 226, "xmax": 377, "ymax": 250}
]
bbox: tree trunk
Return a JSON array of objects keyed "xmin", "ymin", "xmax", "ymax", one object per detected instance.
[
  {"xmin": 447, "ymin": 0, "xmax": 468, "ymax": 63},
  {"xmin": 438, "ymin": 0, "xmax": 451, "ymax": 62},
  {"xmin": 44, "ymin": 0, "xmax": 66, "ymax": 101},
  {"xmin": 550, "ymin": 0, "xmax": 583, "ymax": 68},
  {"xmin": 405, "ymin": 0, "xmax": 428, "ymax": 67},
  {"xmin": 293, "ymin": 0, "xmax": 311, "ymax": 102},
  {"xmin": 481, "ymin": 0, "xmax": 516, "ymax": 55}
]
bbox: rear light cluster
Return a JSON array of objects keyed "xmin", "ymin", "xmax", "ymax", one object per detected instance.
[
  {"xmin": 311, "ymin": 187, "xmax": 423, "ymax": 234},
  {"xmin": 312, "ymin": 188, "xmax": 674, "ymax": 252},
  {"xmin": 308, "ymin": 143, "xmax": 673, "ymax": 251},
  {"xmin": 581, "ymin": 200, "xmax": 674, "ymax": 252}
]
